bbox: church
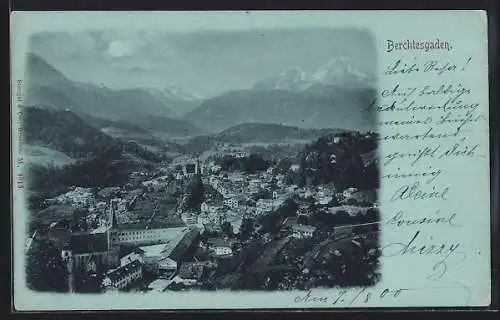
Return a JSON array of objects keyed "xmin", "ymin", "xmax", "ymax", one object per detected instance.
[
  {"xmin": 61, "ymin": 201, "xmax": 121, "ymax": 273},
  {"xmin": 61, "ymin": 199, "xmax": 192, "ymax": 274}
]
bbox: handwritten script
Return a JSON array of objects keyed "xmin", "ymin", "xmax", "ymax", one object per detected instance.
[
  {"xmin": 376, "ymin": 54, "xmax": 485, "ymax": 284},
  {"xmin": 288, "ymin": 43, "xmax": 485, "ymax": 306},
  {"xmin": 293, "ymin": 284, "xmax": 471, "ymax": 306}
]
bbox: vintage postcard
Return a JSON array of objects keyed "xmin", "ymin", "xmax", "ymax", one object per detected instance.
[{"xmin": 10, "ymin": 11, "xmax": 491, "ymax": 310}]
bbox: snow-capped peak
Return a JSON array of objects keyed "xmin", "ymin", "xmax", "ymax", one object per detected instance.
[
  {"xmin": 147, "ymin": 84, "xmax": 205, "ymax": 102},
  {"xmin": 312, "ymin": 57, "xmax": 372, "ymax": 85},
  {"xmin": 274, "ymin": 66, "xmax": 311, "ymax": 90},
  {"xmin": 254, "ymin": 57, "xmax": 375, "ymax": 92},
  {"xmin": 279, "ymin": 66, "xmax": 308, "ymax": 80}
]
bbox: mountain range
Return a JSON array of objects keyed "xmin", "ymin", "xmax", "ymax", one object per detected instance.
[
  {"xmin": 253, "ymin": 57, "xmax": 376, "ymax": 91},
  {"xmin": 25, "ymin": 53, "xmax": 377, "ymax": 138},
  {"xmin": 24, "ymin": 53, "xmax": 202, "ymax": 121},
  {"xmin": 184, "ymin": 57, "xmax": 377, "ymax": 133},
  {"xmin": 180, "ymin": 123, "xmax": 351, "ymax": 155},
  {"xmin": 23, "ymin": 106, "xmax": 169, "ymax": 169},
  {"xmin": 215, "ymin": 122, "xmax": 348, "ymax": 143},
  {"xmin": 143, "ymin": 86, "xmax": 204, "ymax": 116},
  {"xmin": 24, "ymin": 106, "xmax": 168, "ymax": 195},
  {"xmin": 183, "ymin": 86, "xmax": 376, "ymax": 133},
  {"xmin": 23, "ymin": 106, "xmax": 119, "ymax": 159}
]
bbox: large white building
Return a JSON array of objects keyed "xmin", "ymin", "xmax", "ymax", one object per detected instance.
[
  {"xmin": 343, "ymin": 187, "xmax": 358, "ymax": 199},
  {"xmin": 181, "ymin": 211, "xmax": 198, "ymax": 226},
  {"xmin": 157, "ymin": 257, "xmax": 178, "ymax": 278},
  {"xmin": 110, "ymin": 226, "xmax": 185, "ymax": 246},
  {"xmin": 102, "ymin": 260, "xmax": 142, "ymax": 290},
  {"xmin": 223, "ymin": 198, "xmax": 239, "ymax": 210},
  {"xmin": 214, "ymin": 246, "xmax": 232, "ymax": 256},
  {"xmin": 118, "ymin": 228, "xmax": 198, "ymax": 279},
  {"xmin": 61, "ymin": 200, "xmax": 192, "ymax": 291},
  {"xmin": 103, "ymin": 199, "xmax": 189, "ymax": 247},
  {"xmin": 292, "ymin": 225, "xmax": 317, "ymax": 239},
  {"xmin": 204, "ymin": 238, "xmax": 234, "ymax": 257}
]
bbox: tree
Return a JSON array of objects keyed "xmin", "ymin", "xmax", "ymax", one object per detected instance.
[
  {"xmin": 363, "ymin": 161, "xmax": 380, "ymax": 189},
  {"xmin": 278, "ymin": 198, "xmax": 299, "ymax": 219},
  {"xmin": 221, "ymin": 221, "xmax": 233, "ymax": 236},
  {"xmin": 168, "ymin": 282, "xmax": 188, "ymax": 291},
  {"xmin": 202, "ymin": 229, "xmax": 218, "ymax": 241},
  {"xmin": 297, "ymin": 215, "xmax": 308, "ymax": 225},
  {"xmin": 167, "ymin": 172, "xmax": 175, "ymax": 181},
  {"xmin": 337, "ymin": 155, "xmax": 365, "ymax": 191},
  {"xmin": 184, "ymin": 174, "xmax": 205, "ymax": 211},
  {"xmin": 328, "ymin": 195, "xmax": 340, "ymax": 206},
  {"xmin": 334, "ymin": 210, "xmax": 351, "ymax": 225},
  {"xmin": 26, "ymin": 239, "xmax": 68, "ymax": 292},
  {"xmin": 291, "ymin": 133, "xmax": 379, "ymax": 190},
  {"xmin": 277, "ymin": 158, "xmax": 292, "ymax": 173},
  {"xmin": 258, "ymin": 213, "xmax": 280, "ymax": 234},
  {"xmin": 284, "ymin": 170, "xmax": 296, "ymax": 185},
  {"xmin": 28, "ymin": 192, "xmax": 49, "ymax": 212},
  {"xmin": 253, "ymin": 187, "xmax": 272, "ymax": 201},
  {"xmin": 74, "ymin": 270, "xmax": 103, "ymax": 293},
  {"xmin": 240, "ymin": 218, "xmax": 254, "ymax": 241},
  {"xmin": 364, "ymin": 208, "xmax": 377, "ymax": 220},
  {"xmin": 73, "ymin": 207, "xmax": 88, "ymax": 220},
  {"xmin": 200, "ymin": 280, "xmax": 217, "ymax": 291},
  {"xmin": 297, "ymin": 155, "xmax": 307, "ymax": 187},
  {"xmin": 242, "ymin": 154, "xmax": 270, "ymax": 174},
  {"xmin": 90, "ymin": 218, "xmax": 99, "ymax": 229},
  {"xmin": 270, "ymin": 176, "xmax": 278, "ymax": 189}
]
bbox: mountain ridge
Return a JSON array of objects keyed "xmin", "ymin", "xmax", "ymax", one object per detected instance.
[
  {"xmin": 183, "ymin": 85, "xmax": 376, "ymax": 133},
  {"xmin": 25, "ymin": 54, "xmax": 206, "ymax": 139},
  {"xmin": 141, "ymin": 86, "xmax": 204, "ymax": 117},
  {"xmin": 25, "ymin": 53, "xmax": 179, "ymax": 120},
  {"xmin": 217, "ymin": 122, "xmax": 350, "ymax": 142},
  {"xmin": 180, "ymin": 122, "xmax": 354, "ymax": 156},
  {"xmin": 23, "ymin": 106, "xmax": 164, "ymax": 176},
  {"xmin": 183, "ymin": 57, "xmax": 377, "ymax": 133},
  {"xmin": 254, "ymin": 57, "xmax": 376, "ymax": 92}
]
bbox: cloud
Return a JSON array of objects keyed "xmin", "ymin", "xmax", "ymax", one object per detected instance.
[
  {"xmin": 29, "ymin": 28, "xmax": 376, "ymax": 97},
  {"xmin": 107, "ymin": 40, "xmax": 133, "ymax": 58},
  {"xmin": 30, "ymin": 32, "xmax": 98, "ymax": 60}
]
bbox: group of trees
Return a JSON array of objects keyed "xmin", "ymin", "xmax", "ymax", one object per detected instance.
[
  {"xmin": 304, "ymin": 247, "xmax": 378, "ymax": 288},
  {"xmin": 212, "ymin": 240, "xmax": 267, "ymax": 283},
  {"xmin": 122, "ymin": 140, "xmax": 164, "ymax": 163},
  {"xmin": 181, "ymin": 174, "xmax": 205, "ymax": 212},
  {"xmin": 239, "ymin": 217, "xmax": 255, "ymax": 241},
  {"xmin": 244, "ymin": 144, "xmax": 304, "ymax": 161},
  {"xmin": 220, "ymin": 221, "xmax": 233, "ymax": 236},
  {"xmin": 27, "ymin": 152, "xmax": 131, "ymax": 195},
  {"xmin": 286, "ymin": 132, "xmax": 379, "ymax": 191},
  {"xmin": 26, "ymin": 239, "xmax": 68, "ymax": 292},
  {"xmin": 257, "ymin": 198, "xmax": 298, "ymax": 234},
  {"xmin": 24, "ymin": 106, "xmax": 120, "ymax": 159},
  {"xmin": 309, "ymin": 208, "xmax": 380, "ymax": 229},
  {"xmin": 27, "ymin": 141, "xmax": 165, "ymax": 200},
  {"xmin": 24, "ymin": 107, "xmax": 165, "ymax": 199},
  {"xmin": 218, "ymin": 154, "xmax": 271, "ymax": 174},
  {"xmin": 73, "ymin": 269, "xmax": 104, "ymax": 293}
]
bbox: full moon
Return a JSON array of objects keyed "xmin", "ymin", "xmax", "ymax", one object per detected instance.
[{"xmin": 107, "ymin": 40, "xmax": 131, "ymax": 58}]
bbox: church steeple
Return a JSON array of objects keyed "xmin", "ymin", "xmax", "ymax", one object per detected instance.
[{"xmin": 110, "ymin": 199, "xmax": 118, "ymax": 229}]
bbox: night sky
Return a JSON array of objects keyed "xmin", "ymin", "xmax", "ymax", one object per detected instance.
[{"xmin": 29, "ymin": 28, "xmax": 376, "ymax": 98}]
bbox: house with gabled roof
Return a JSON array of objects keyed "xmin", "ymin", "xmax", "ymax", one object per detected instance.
[{"xmin": 102, "ymin": 260, "xmax": 143, "ymax": 290}]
